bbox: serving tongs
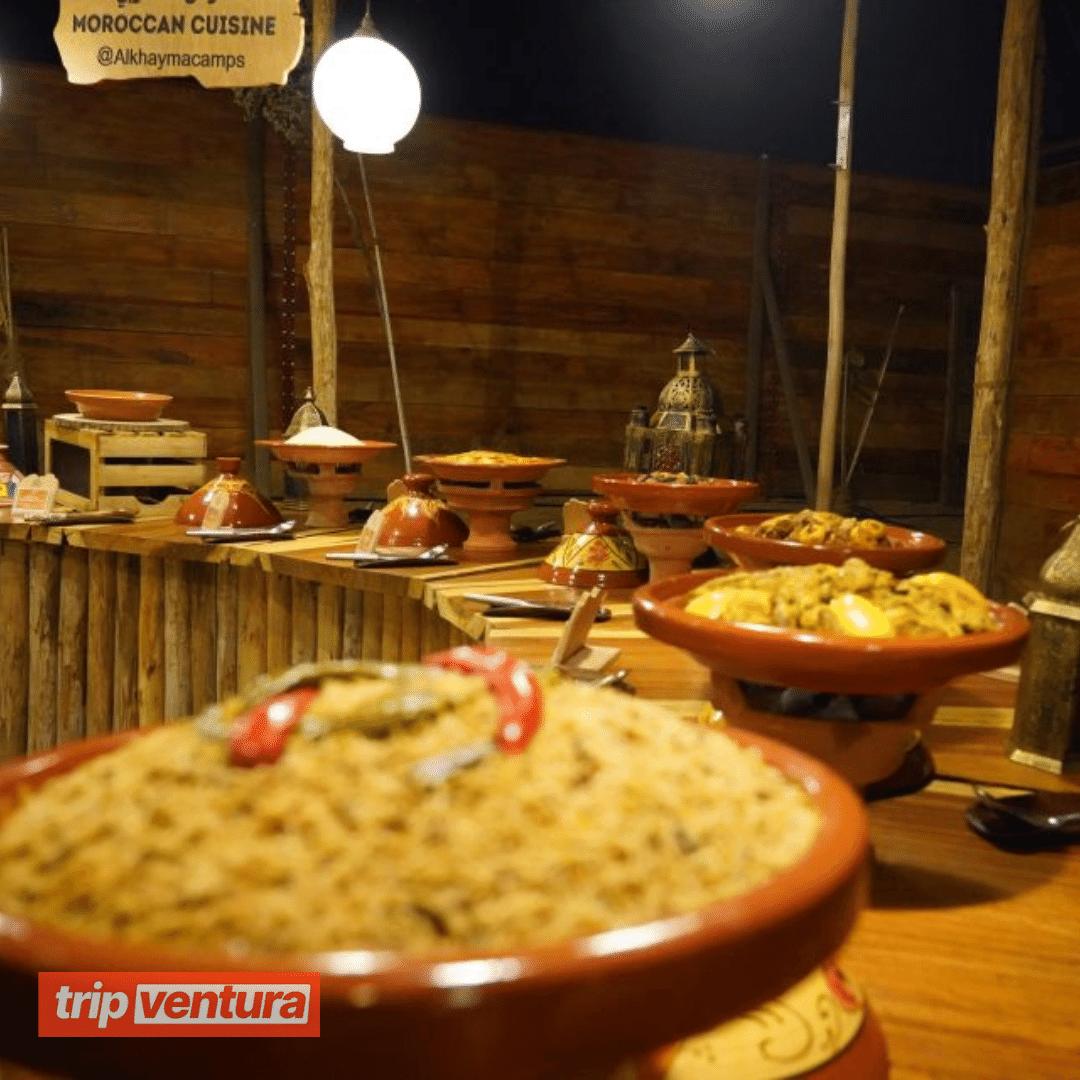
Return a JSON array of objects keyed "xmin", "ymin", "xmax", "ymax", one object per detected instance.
[
  {"xmin": 460, "ymin": 593, "xmax": 612, "ymax": 622},
  {"xmin": 324, "ymin": 543, "xmax": 456, "ymax": 568}
]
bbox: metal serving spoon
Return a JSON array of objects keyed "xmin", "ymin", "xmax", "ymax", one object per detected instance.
[{"xmin": 324, "ymin": 543, "xmax": 453, "ymax": 567}]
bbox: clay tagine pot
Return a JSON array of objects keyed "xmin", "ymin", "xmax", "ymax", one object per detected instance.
[
  {"xmin": 174, "ymin": 457, "xmax": 282, "ymax": 529},
  {"xmin": 375, "ymin": 473, "xmax": 468, "ymax": 550},
  {"xmin": 540, "ymin": 501, "xmax": 648, "ymax": 590},
  {"xmin": 260, "ymin": 431, "xmax": 395, "ymax": 530},
  {"xmin": 413, "ymin": 453, "xmax": 564, "ymax": 560}
]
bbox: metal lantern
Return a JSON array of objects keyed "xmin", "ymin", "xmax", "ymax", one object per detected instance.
[{"xmin": 624, "ymin": 332, "xmax": 733, "ymax": 477}]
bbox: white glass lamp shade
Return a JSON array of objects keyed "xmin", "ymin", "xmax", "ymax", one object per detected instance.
[{"xmin": 312, "ymin": 35, "xmax": 421, "ymax": 154}]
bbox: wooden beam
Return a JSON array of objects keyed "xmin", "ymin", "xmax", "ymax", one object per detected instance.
[
  {"xmin": 246, "ymin": 113, "xmax": 271, "ymax": 493},
  {"xmin": 306, "ymin": 0, "xmax": 338, "ymax": 425},
  {"xmin": 816, "ymin": 0, "xmax": 860, "ymax": 510},
  {"xmin": 742, "ymin": 155, "xmax": 770, "ymax": 481},
  {"xmin": 961, "ymin": 0, "xmax": 1042, "ymax": 593}
]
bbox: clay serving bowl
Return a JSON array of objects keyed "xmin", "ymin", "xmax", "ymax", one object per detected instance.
[
  {"xmin": 64, "ymin": 389, "xmax": 173, "ymax": 423},
  {"xmin": 260, "ymin": 438, "xmax": 397, "ymax": 469},
  {"xmin": 414, "ymin": 454, "xmax": 566, "ymax": 485},
  {"xmin": 592, "ymin": 474, "xmax": 760, "ymax": 519},
  {"xmin": 707, "ymin": 512, "xmax": 947, "ymax": 574},
  {"xmin": 633, "ymin": 569, "xmax": 1030, "ymax": 787},
  {"xmin": 0, "ymin": 728, "xmax": 867, "ymax": 1080}
]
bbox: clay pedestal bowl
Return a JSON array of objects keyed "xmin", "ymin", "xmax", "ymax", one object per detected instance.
[
  {"xmin": 706, "ymin": 512, "xmax": 947, "ymax": 574},
  {"xmin": 633, "ymin": 569, "xmax": 1030, "ymax": 789},
  {"xmin": 261, "ymin": 439, "xmax": 395, "ymax": 529},
  {"xmin": 0, "ymin": 728, "xmax": 867, "ymax": 1080},
  {"xmin": 592, "ymin": 475, "xmax": 760, "ymax": 582},
  {"xmin": 414, "ymin": 455, "xmax": 564, "ymax": 560}
]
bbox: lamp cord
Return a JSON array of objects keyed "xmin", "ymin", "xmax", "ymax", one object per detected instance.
[{"xmin": 356, "ymin": 153, "xmax": 412, "ymax": 471}]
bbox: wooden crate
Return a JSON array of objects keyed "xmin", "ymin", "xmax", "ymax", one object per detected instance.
[{"xmin": 44, "ymin": 415, "xmax": 208, "ymax": 516}]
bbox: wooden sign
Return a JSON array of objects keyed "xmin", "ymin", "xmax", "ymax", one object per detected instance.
[
  {"xmin": 55, "ymin": 0, "xmax": 305, "ymax": 88},
  {"xmin": 11, "ymin": 474, "xmax": 60, "ymax": 520}
]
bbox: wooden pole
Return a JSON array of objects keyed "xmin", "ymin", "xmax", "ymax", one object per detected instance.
[
  {"xmin": 960, "ymin": 0, "xmax": 1042, "ymax": 593},
  {"xmin": 246, "ymin": 113, "xmax": 271, "ymax": 493},
  {"xmin": 815, "ymin": 0, "xmax": 860, "ymax": 511},
  {"xmin": 306, "ymin": 0, "xmax": 339, "ymax": 425},
  {"xmin": 742, "ymin": 156, "xmax": 770, "ymax": 481}
]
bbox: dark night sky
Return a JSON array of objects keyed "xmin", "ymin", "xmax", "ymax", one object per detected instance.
[{"xmin": 2, "ymin": 0, "xmax": 1078, "ymax": 188}]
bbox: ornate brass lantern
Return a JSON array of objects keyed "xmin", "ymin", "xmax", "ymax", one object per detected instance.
[{"xmin": 624, "ymin": 332, "xmax": 733, "ymax": 477}]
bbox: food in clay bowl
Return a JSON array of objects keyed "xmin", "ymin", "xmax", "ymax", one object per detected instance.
[
  {"xmin": 590, "ymin": 473, "xmax": 761, "ymax": 582},
  {"xmin": 413, "ymin": 451, "xmax": 566, "ymax": 558},
  {"xmin": 633, "ymin": 559, "xmax": 1030, "ymax": 789},
  {"xmin": 0, "ymin": 648, "xmax": 868, "ymax": 1080},
  {"xmin": 259, "ymin": 426, "xmax": 396, "ymax": 528},
  {"xmin": 707, "ymin": 509, "xmax": 947, "ymax": 574}
]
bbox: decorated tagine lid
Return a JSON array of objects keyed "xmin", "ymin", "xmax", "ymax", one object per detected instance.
[
  {"xmin": 375, "ymin": 473, "xmax": 468, "ymax": 550},
  {"xmin": 174, "ymin": 456, "xmax": 282, "ymax": 529},
  {"xmin": 540, "ymin": 500, "xmax": 648, "ymax": 590}
]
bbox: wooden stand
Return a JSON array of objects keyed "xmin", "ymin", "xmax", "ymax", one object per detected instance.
[{"xmin": 45, "ymin": 415, "xmax": 207, "ymax": 517}]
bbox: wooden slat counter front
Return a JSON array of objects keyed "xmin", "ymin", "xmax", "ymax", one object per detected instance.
[{"xmin": 0, "ymin": 515, "xmax": 555, "ymax": 758}]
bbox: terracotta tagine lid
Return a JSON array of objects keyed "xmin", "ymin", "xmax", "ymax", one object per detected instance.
[
  {"xmin": 540, "ymin": 500, "xmax": 648, "ymax": 590},
  {"xmin": 376, "ymin": 473, "xmax": 468, "ymax": 550},
  {"xmin": 174, "ymin": 457, "xmax": 282, "ymax": 529}
]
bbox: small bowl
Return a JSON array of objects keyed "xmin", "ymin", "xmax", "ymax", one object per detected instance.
[
  {"xmin": 0, "ymin": 727, "xmax": 868, "ymax": 1080},
  {"xmin": 706, "ymin": 512, "xmax": 947, "ymax": 574},
  {"xmin": 64, "ymin": 390, "xmax": 173, "ymax": 423},
  {"xmin": 593, "ymin": 474, "xmax": 760, "ymax": 519},
  {"xmin": 633, "ymin": 568, "xmax": 1030, "ymax": 698}
]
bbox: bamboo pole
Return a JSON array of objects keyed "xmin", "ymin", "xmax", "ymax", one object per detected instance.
[
  {"xmin": 306, "ymin": 0, "xmax": 338, "ymax": 425},
  {"xmin": 815, "ymin": 0, "xmax": 860, "ymax": 511},
  {"xmin": 960, "ymin": 0, "xmax": 1042, "ymax": 593}
]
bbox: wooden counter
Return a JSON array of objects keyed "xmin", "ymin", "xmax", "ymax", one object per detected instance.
[
  {"xmin": 0, "ymin": 516, "xmax": 553, "ymax": 757},
  {"xmin": 1, "ymin": 519, "xmax": 1079, "ymax": 1078}
]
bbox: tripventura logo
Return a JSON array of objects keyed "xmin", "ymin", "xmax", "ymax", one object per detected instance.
[{"xmin": 38, "ymin": 972, "xmax": 320, "ymax": 1038}]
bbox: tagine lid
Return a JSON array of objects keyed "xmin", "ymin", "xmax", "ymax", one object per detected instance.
[
  {"xmin": 540, "ymin": 500, "xmax": 648, "ymax": 590},
  {"xmin": 376, "ymin": 473, "xmax": 468, "ymax": 550},
  {"xmin": 174, "ymin": 456, "xmax": 282, "ymax": 529}
]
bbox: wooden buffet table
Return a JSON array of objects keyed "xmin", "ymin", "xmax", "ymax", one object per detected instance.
[{"xmin": 0, "ymin": 518, "xmax": 1078, "ymax": 1079}]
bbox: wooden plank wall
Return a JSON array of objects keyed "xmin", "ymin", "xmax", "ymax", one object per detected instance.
[
  {"xmin": 998, "ymin": 175, "xmax": 1080, "ymax": 599},
  {"xmin": 0, "ymin": 61, "xmax": 987, "ymax": 504}
]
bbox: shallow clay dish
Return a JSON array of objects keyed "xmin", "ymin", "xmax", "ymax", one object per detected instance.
[
  {"xmin": 707, "ymin": 511, "xmax": 947, "ymax": 574},
  {"xmin": 64, "ymin": 389, "xmax": 172, "ymax": 423},
  {"xmin": 260, "ymin": 438, "xmax": 397, "ymax": 468},
  {"xmin": 414, "ymin": 453, "xmax": 565, "ymax": 484},
  {"xmin": 0, "ymin": 727, "xmax": 867, "ymax": 1080},
  {"xmin": 633, "ymin": 568, "xmax": 1030, "ymax": 698},
  {"xmin": 593, "ymin": 473, "xmax": 760, "ymax": 518}
]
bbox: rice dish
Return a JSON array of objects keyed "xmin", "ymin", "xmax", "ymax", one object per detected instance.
[
  {"xmin": 0, "ymin": 670, "xmax": 820, "ymax": 956},
  {"xmin": 285, "ymin": 425, "xmax": 362, "ymax": 447}
]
